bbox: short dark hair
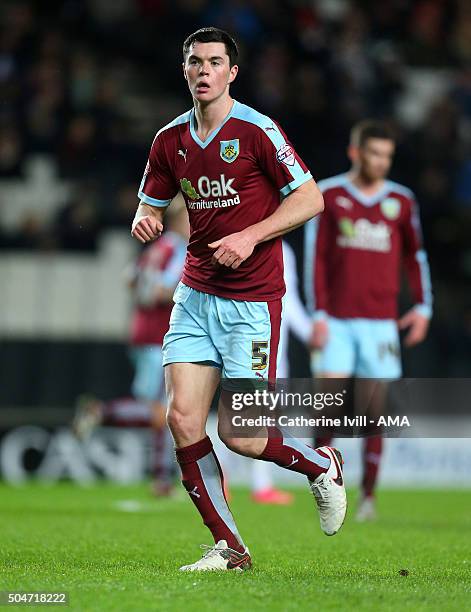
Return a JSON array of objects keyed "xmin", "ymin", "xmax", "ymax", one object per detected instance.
[
  {"xmin": 350, "ymin": 120, "xmax": 395, "ymax": 148},
  {"xmin": 183, "ymin": 27, "xmax": 239, "ymax": 67}
]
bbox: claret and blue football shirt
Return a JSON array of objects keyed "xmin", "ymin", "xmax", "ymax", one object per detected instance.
[{"xmin": 138, "ymin": 100, "xmax": 312, "ymax": 302}]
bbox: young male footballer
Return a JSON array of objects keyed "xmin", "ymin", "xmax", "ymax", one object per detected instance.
[
  {"xmin": 304, "ymin": 120, "xmax": 432, "ymax": 520},
  {"xmin": 131, "ymin": 27, "xmax": 346, "ymax": 571}
]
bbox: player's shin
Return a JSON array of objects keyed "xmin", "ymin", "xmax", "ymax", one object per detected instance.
[
  {"xmin": 175, "ymin": 436, "xmax": 246, "ymax": 553},
  {"xmin": 361, "ymin": 434, "xmax": 383, "ymax": 498},
  {"xmin": 151, "ymin": 426, "xmax": 175, "ymax": 495},
  {"xmin": 258, "ymin": 427, "xmax": 346, "ymax": 535}
]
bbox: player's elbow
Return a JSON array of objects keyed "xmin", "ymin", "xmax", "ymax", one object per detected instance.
[
  {"xmin": 314, "ymin": 190, "xmax": 324, "ymax": 215},
  {"xmin": 295, "ymin": 179, "xmax": 324, "ymax": 220},
  {"xmin": 308, "ymin": 184, "xmax": 324, "ymax": 218}
]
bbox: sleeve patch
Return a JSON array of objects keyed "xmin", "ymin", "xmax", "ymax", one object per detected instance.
[{"xmin": 276, "ymin": 144, "xmax": 295, "ymax": 167}]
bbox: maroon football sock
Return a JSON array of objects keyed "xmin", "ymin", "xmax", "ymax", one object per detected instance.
[
  {"xmin": 101, "ymin": 397, "xmax": 152, "ymax": 428},
  {"xmin": 260, "ymin": 427, "xmax": 331, "ymax": 480},
  {"xmin": 362, "ymin": 435, "xmax": 383, "ymax": 498},
  {"xmin": 176, "ymin": 436, "xmax": 245, "ymax": 552}
]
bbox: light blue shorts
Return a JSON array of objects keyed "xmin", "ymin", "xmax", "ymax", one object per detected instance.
[
  {"xmin": 130, "ymin": 345, "xmax": 166, "ymax": 402},
  {"xmin": 162, "ymin": 282, "xmax": 282, "ymax": 379},
  {"xmin": 311, "ymin": 317, "xmax": 402, "ymax": 379}
]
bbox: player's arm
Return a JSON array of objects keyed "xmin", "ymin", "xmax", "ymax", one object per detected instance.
[
  {"xmin": 131, "ymin": 133, "xmax": 178, "ymax": 243},
  {"xmin": 249, "ymin": 178, "xmax": 324, "ymax": 241},
  {"xmin": 398, "ymin": 198, "xmax": 433, "ymax": 347},
  {"xmin": 304, "ymin": 208, "xmax": 330, "ymax": 349},
  {"xmin": 131, "ymin": 203, "xmax": 167, "ymax": 243},
  {"xmin": 282, "ymin": 243, "xmax": 313, "ymax": 344},
  {"xmin": 209, "ymin": 122, "xmax": 322, "ymax": 269},
  {"xmin": 209, "ymin": 179, "xmax": 323, "ymax": 269}
]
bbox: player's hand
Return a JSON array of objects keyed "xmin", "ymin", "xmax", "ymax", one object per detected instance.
[
  {"xmin": 309, "ymin": 319, "xmax": 329, "ymax": 350},
  {"xmin": 208, "ymin": 231, "xmax": 256, "ymax": 269},
  {"xmin": 398, "ymin": 309, "xmax": 430, "ymax": 347},
  {"xmin": 131, "ymin": 215, "xmax": 163, "ymax": 243}
]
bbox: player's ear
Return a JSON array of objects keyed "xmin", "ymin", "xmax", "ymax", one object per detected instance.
[
  {"xmin": 347, "ymin": 144, "xmax": 358, "ymax": 164},
  {"xmin": 182, "ymin": 62, "xmax": 188, "ymax": 81},
  {"xmin": 228, "ymin": 64, "xmax": 238, "ymax": 84}
]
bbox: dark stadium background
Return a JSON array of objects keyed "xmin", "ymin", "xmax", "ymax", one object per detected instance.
[
  {"xmin": 1, "ymin": 0, "xmax": 471, "ymax": 417},
  {"xmin": 2, "ymin": 8, "xmax": 470, "ymax": 609}
]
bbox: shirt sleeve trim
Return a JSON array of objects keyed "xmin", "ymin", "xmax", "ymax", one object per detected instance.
[
  {"xmin": 413, "ymin": 303, "xmax": 432, "ymax": 319},
  {"xmin": 280, "ymin": 172, "xmax": 313, "ymax": 196},
  {"xmin": 138, "ymin": 192, "xmax": 171, "ymax": 207}
]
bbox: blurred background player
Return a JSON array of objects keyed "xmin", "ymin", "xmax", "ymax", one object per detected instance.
[
  {"xmin": 278, "ymin": 240, "xmax": 314, "ymax": 379},
  {"xmin": 74, "ymin": 195, "xmax": 189, "ymax": 496},
  {"xmin": 304, "ymin": 120, "xmax": 433, "ymax": 520}
]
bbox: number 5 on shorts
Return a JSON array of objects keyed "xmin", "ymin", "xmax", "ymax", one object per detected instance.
[{"xmin": 252, "ymin": 341, "xmax": 268, "ymax": 371}]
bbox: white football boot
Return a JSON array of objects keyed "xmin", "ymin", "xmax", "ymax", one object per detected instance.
[
  {"xmin": 356, "ymin": 496, "xmax": 377, "ymax": 522},
  {"xmin": 179, "ymin": 540, "xmax": 252, "ymax": 572},
  {"xmin": 309, "ymin": 446, "xmax": 347, "ymax": 536}
]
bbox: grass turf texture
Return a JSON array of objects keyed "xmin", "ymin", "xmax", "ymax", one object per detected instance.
[{"xmin": 1, "ymin": 484, "xmax": 470, "ymax": 611}]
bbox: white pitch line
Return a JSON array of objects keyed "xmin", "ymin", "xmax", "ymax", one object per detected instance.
[{"xmin": 112, "ymin": 496, "xmax": 185, "ymax": 513}]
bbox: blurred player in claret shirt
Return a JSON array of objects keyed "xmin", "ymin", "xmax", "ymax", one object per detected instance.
[
  {"xmin": 74, "ymin": 196, "xmax": 189, "ymax": 495},
  {"xmin": 131, "ymin": 27, "xmax": 346, "ymax": 571},
  {"xmin": 128, "ymin": 196, "xmax": 189, "ymax": 494},
  {"xmin": 304, "ymin": 120, "xmax": 433, "ymax": 521}
]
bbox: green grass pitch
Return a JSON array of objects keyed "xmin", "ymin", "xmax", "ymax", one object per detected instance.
[{"xmin": 1, "ymin": 483, "xmax": 470, "ymax": 611}]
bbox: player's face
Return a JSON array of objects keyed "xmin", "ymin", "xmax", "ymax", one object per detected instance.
[
  {"xmin": 183, "ymin": 42, "xmax": 238, "ymax": 105},
  {"xmin": 350, "ymin": 138, "xmax": 395, "ymax": 182}
]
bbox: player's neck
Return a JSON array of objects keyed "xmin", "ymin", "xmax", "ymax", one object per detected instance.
[
  {"xmin": 348, "ymin": 171, "xmax": 385, "ymax": 196},
  {"xmin": 193, "ymin": 95, "xmax": 234, "ymax": 141}
]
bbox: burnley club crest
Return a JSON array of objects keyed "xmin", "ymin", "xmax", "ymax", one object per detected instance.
[{"xmin": 220, "ymin": 139, "xmax": 239, "ymax": 163}]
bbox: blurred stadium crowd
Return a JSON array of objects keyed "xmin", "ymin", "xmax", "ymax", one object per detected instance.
[{"xmin": 1, "ymin": 0, "xmax": 471, "ymax": 374}]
